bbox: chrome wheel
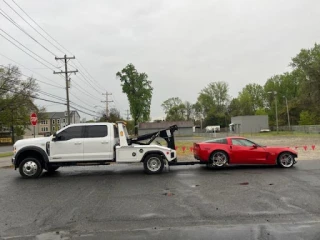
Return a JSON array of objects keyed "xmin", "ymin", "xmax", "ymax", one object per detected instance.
[
  {"xmin": 22, "ymin": 161, "xmax": 38, "ymax": 176},
  {"xmin": 279, "ymin": 153, "xmax": 294, "ymax": 168},
  {"xmin": 147, "ymin": 157, "xmax": 161, "ymax": 172},
  {"xmin": 210, "ymin": 151, "xmax": 228, "ymax": 167}
]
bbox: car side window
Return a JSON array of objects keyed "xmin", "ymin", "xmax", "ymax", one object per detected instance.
[
  {"xmin": 232, "ymin": 139, "xmax": 243, "ymax": 146},
  {"xmin": 57, "ymin": 126, "xmax": 84, "ymax": 141},
  {"xmin": 232, "ymin": 139, "xmax": 255, "ymax": 147},
  {"xmin": 87, "ymin": 126, "xmax": 108, "ymax": 138}
]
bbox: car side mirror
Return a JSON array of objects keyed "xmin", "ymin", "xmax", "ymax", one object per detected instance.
[{"xmin": 252, "ymin": 144, "xmax": 258, "ymax": 149}]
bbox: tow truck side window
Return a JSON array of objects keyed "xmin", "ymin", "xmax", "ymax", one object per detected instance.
[
  {"xmin": 114, "ymin": 125, "xmax": 119, "ymax": 138},
  {"xmin": 86, "ymin": 126, "xmax": 108, "ymax": 138},
  {"xmin": 56, "ymin": 126, "xmax": 84, "ymax": 141}
]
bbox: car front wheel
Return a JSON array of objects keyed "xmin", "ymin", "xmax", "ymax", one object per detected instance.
[
  {"xmin": 19, "ymin": 157, "xmax": 43, "ymax": 178},
  {"xmin": 277, "ymin": 152, "xmax": 295, "ymax": 168}
]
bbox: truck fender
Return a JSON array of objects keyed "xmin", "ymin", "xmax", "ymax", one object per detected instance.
[
  {"xmin": 140, "ymin": 150, "xmax": 167, "ymax": 162},
  {"xmin": 15, "ymin": 146, "xmax": 49, "ymax": 169}
]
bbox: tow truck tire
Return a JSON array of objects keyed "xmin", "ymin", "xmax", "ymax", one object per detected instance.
[
  {"xmin": 144, "ymin": 154, "xmax": 164, "ymax": 174},
  {"xmin": 19, "ymin": 157, "xmax": 43, "ymax": 178}
]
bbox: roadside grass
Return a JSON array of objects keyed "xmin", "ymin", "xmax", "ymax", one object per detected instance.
[{"xmin": 0, "ymin": 152, "xmax": 13, "ymax": 158}]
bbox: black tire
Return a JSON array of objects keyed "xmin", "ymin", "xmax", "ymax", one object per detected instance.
[
  {"xmin": 19, "ymin": 157, "xmax": 43, "ymax": 178},
  {"xmin": 277, "ymin": 152, "xmax": 295, "ymax": 168},
  {"xmin": 208, "ymin": 150, "xmax": 229, "ymax": 168},
  {"xmin": 47, "ymin": 166, "xmax": 60, "ymax": 173},
  {"xmin": 144, "ymin": 154, "xmax": 164, "ymax": 174}
]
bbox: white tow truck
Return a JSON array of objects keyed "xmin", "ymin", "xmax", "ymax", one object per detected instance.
[{"xmin": 12, "ymin": 122, "xmax": 178, "ymax": 178}]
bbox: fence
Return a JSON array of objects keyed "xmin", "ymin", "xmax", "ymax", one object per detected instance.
[{"xmin": 275, "ymin": 125, "xmax": 320, "ymax": 134}]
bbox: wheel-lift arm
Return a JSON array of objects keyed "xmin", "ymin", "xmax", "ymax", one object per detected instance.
[{"xmin": 129, "ymin": 125, "xmax": 178, "ymax": 150}]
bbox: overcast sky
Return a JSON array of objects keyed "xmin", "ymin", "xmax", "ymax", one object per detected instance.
[{"xmin": 1, "ymin": 0, "xmax": 320, "ymax": 121}]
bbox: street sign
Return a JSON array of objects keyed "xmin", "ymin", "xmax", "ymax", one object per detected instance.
[{"xmin": 30, "ymin": 113, "xmax": 38, "ymax": 126}]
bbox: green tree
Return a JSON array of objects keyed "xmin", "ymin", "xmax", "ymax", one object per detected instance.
[
  {"xmin": 290, "ymin": 43, "xmax": 320, "ymax": 122},
  {"xmin": 161, "ymin": 97, "xmax": 193, "ymax": 121},
  {"xmin": 116, "ymin": 64, "xmax": 153, "ymax": 134},
  {"xmin": 238, "ymin": 83, "xmax": 265, "ymax": 115},
  {"xmin": 0, "ymin": 65, "xmax": 41, "ymax": 141},
  {"xmin": 227, "ymin": 98, "xmax": 242, "ymax": 117},
  {"xmin": 299, "ymin": 110, "xmax": 317, "ymax": 125}
]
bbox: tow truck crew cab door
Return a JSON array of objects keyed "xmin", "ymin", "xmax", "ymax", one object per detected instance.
[
  {"xmin": 50, "ymin": 125, "xmax": 85, "ymax": 162},
  {"xmin": 83, "ymin": 125, "xmax": 113, "ymax": 161},
  {"xmin": 229, "ymin": 138, "xmax": 268, "ymax": 164}
]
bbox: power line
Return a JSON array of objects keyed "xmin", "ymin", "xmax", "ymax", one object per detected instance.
[
  {"xmin": 5, "ymin": 1, "xmax": 105, "ymax": 94},
  {"xmin": 0, "ymin": 86, "xmax": 67, "ymax": 105},
  {"xmin": 70, "ymin": 61, "xmax": 106, "ymax": 91},
  {"xmin": 69, "ymin": 105, "xmax": 99, "ymax": 118},
  {"xmin": 0, "ymin": 60, "xmax": 64, "ymax": 89},
  {"xmin": 54, "ymin": 55, "xmax": 78, "ymax": 125},
  {"xmin": 10, "ymin": 0, "xmax": 74, "ymax": 56},
  {"xmin": 76, "ymin": 71, "xmax": 103, "ymax": 95},
  {"xmin": 0, "ymin": 30, "xmax": 55, "ymax": 70},
  {"xmin": 0, "ymin": 28, "xmax": 57, "ymax": 69},
  {"xmin": 0, "ymin": 7, "xmax": 57, "ymax": 56},
  {"xmin": 5, "ymin": 0, "xmax": 65, "ymax": 54},
  {"xmin": 70, "ymin": 92, "xmax": 98, "ymax": 109}
]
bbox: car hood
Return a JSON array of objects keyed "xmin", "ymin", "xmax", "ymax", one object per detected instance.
[{"xmin": 14, "ymin": 137, "xmax": 51, "ymax": 147}]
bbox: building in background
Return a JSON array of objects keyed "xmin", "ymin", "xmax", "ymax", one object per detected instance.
[
  {"xmin": 230, "ymin": 115, "xmax": 269, "ymax": 134},
  {"xmin": 24, "ymin": 111, "xmax": 80, "ymax": 138},
  {"xmin": 138, "ymin": 121, "xmax": 194, "ymax": 136}
]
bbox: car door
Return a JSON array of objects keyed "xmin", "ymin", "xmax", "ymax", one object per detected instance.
[
  {"xmin": 83, "ymin": 125, "xmax": 112, "ymax": 161},
  {"xmin": 49, "ymin": 126, "xmax": 85, "ymax": 162},
  {"xmin": 230, "ymin": 138, "xmax": 267, "ymax": 164}
]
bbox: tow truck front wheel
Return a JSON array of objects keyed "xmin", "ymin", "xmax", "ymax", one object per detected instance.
[
  {"xmin": 144, "ymin": 154, "xmax": 164, "ymax": 174},
  {"xmin": 19, "ymin": 157, "xmax": 43, "ymax": 178}
]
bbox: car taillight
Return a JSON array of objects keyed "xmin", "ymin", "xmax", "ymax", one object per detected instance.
[{"xmin": 193, "ymin": 143, "xmax": 199, "ymax": 152}]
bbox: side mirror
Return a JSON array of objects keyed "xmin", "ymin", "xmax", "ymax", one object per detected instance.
[
  {"xmin": 252, "ymin": 144, "xmax": 258, "ymax": 149},
  {"xmin": 52, "ymin": 132, "xmax": 57, "ymax": 141}
]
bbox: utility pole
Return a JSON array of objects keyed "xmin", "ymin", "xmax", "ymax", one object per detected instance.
[
  {"xmin": 283, "ymin": 96, "xmax": 291, "ymax": 131},
  {"xmin": 125, "ymin": 109, "xmax": 130, "ymax": 121},
  {"xmin": 102, "ymin": 92, "xmax": 113, "ymax": 120},
  {"xmin": 54, "ymin": 55, "xmax": 78, "ymax": 125}
]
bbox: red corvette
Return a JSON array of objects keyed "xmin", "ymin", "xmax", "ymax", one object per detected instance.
[{"xmin": 193, "ymin": 137, "xmax": 298, "ymax": 168}]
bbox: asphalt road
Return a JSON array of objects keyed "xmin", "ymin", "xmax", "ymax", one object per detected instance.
[
  {"xmin": 0, "ymin": 145, "xmax": 12, "ymax": 153},
  {"xmin": 1, "ymin": 161, "xmax": 320, "ymax": 240}
]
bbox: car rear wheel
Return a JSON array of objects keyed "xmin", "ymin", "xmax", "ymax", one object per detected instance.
[
  {"xmin": 208, "ymin": 151, "xmax": 228, "ymax": 168},
  {"xmin": 277, "ymin": 152, "xmax": 295, "ymax": 168}
]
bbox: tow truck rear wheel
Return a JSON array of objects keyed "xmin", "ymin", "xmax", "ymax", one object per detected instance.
[{"xmin": 144, "ymin": 154, "xmax": 164, "ymax": 174}]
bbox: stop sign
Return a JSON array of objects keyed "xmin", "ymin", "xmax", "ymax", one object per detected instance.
[{"xmin": 30, "ymin": 112, "xmax": 38, "ymax": 126}]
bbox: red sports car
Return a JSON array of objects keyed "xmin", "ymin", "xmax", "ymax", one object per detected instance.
[{"xmin": 193, "ymin": 137, "xmax": 298, "ymax": 168}]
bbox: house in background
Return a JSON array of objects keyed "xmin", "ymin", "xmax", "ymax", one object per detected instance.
[{"xmin": 24, "ymin": 111, "xmax": 80, "ymax": 138}]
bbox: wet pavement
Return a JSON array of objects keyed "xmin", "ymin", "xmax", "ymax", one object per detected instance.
[{"xmin": 1, "ymin": 161, "xmax": 320, "ymax": 239}]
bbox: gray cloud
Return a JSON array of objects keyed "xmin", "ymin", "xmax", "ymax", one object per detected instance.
[{"xmin": 1, "ymin": 0, "xmax": 320, "ymax": 120}]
